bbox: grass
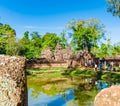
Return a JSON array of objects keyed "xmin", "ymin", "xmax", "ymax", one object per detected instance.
[
  {"xmin": 27, "ymin": 68, "xmax": 66, "ymax": 72},
  {"xmin": 27, "ymin": 68, "xmax": 67, "ymax": 78},
  {"xmin": 27, "ymin": 68, "xmax": 120, "ymax": 82}
]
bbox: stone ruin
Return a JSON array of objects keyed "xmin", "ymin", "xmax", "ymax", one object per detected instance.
[
  {"xmin": 67, "ymin": 49, "xmax": 95, "ymax": 68},
  {"xmin": 0, "ymin": 55, "xmax": 27, "ymax": 106},
  {"xmin": 62, "ymin": 46, "xmax": 73, "ymax": 61},
  {"xmin": 41, "ymin": 42, "xmax": 73, "ymax": 62},
  {"xmin": 40, "ymin": 42, "xmax": 95, "ymax": 69},
  {"xmin": 41, "ymin": 45, "xmax": 53, "ymax": 61},
  {"xmin": 94, "ymin": 85, "xmax": 120, "ymax": 106},
  {"xmin": 54, "ymin": 42, "xmax": 73, "ymax": 61},
  {"xmin": 54, "ymin": 42, "xmax": 64, "ymax": 61}
]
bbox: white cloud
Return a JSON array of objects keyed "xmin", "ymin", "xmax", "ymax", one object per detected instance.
[{"xmin": 24, "ymin": 25, "xmax": 64, "ymax": 30}]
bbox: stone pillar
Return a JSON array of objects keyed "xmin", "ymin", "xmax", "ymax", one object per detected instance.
[
  {"xmin": 54, "ymin": 42, "xmax": 63, "ymax": 61},
  {"xmin": 0, "ymin": 55, "xmax": 27, "ymax": 106}
]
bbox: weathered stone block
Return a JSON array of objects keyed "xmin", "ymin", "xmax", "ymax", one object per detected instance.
[
  {"xmin": 94, "ymin": 85, "xmax": 120, "ymax": 106},
  {"xmin": 0, "ymin": 55, "xmax": 27, "ymax": 106}
]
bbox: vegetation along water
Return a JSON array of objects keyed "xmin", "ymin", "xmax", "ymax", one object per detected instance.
[{"xmin": 27, "ymin": 68, "xmax": 120, "ymax": 106}]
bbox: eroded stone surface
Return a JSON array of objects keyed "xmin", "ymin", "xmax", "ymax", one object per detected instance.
[
  {"xmin": 54, "ymin": 42, "xmax": 64, "ymax": 61},
  {"xmin": 94, "ymin": 85, "xmax": 120, "ymax": 106},
  {"xmin": 0, "ymin": 55, "xmax": 27, "ymax": 106},
  {"xmin": 41, "ymin": 46, "xmax": 53, "ymax": 61},
  {"xmin": 0, "ymin": 77, "xmax": 21, "ymax": 106}
]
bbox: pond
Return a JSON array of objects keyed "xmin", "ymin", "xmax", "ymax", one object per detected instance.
[{"xmin": 27, "ymin": 74, "xmax": 118, "ymax": 106}]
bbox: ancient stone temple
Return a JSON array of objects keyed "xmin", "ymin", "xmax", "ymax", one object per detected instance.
[
  {"xmin": 28, "ymin": 43, "xmax": 97, "ymax": 69},
  {"xmin": 67, "ymin": 49, "xmax": 95, "ymax": 68},
  {"xmin": 54, "ymin": 42, "xmax": 64, "ymax": 61},
  {"xmin": 41, "ymin": 43, "xmax": 73, "ymax": 62},
  {"xmin": 40, "ymin": 42, "xmax": 96, "ymax": 69},
  {"xmin": 41, "ymin": 45, "xmax": 54, "ymax": 61},
  {"xmin": 62, "ymin": 46, "xmax": 73, "ymax": 61}
]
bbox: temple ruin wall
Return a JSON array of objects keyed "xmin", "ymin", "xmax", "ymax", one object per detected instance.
[{"xmin": 27, "ymin": 62, "xmax": 68, "ymax": 69}]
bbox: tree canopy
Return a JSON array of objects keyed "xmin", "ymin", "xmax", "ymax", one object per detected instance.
[
  {"xmin": 0, "ymin": 24, "xmax": 16, "ymax": 38},
  {"xmin": 107, "ymin": 0, "xmax": 120, "ymax": 17},
  {"xmin": 41, "ymin": 33, "xmax": 60, "ymax": 51},
  {"xmin": 0, "ymin": 24, "xmax": 17, "ymax": 55},
  {"xmin": 0, "ymin": 19, "xmax": 119, "ymax": 59},
  {"xmin": 66, "ymin": 18, "xmax": 105, "ymax": 52}
]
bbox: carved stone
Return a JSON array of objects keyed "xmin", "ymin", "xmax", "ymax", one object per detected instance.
[{"xmin": 41, "ymin": 45, "xmax": 54, "ymax": 61}]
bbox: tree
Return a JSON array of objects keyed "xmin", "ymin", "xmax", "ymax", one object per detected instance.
[
  {"xmin": 30, "ymin": 32, "xmax": 42, "ymax": 58},
  {"xmin": 91, "ymin": 38, "xmax": 116, "ymax": 58},
  {"xmin": 31, "ymin": 31, "xmax": 41, "ymax": 39},
  {"xmin": 59, "ymin": 31, "xmax": 68, "ymax": 49},
  {"xmin": 113, "ymin": 42, "xmax": 120, "ymax": 55},
  {"xmin": 18, "ymin": 31, "xmax": 42, "ymax": 58},
  {"xmin": 41, "ymin": 33, "xmax": 60, "ymax": 51},
  {"xmin": 0, "ymin": 24, "xmax": 16, "ymax": 38},
  {"xmin": 0, "ymin": 36, "xmax": 6, "ymax": 54},
  {"xmin": 107, "ymin": 0, "xmax": 120, "ymax": 17},
  {"xmin": 18, "ymin": 31, "xmax": 31, "ymax": 58},
  {"xmin": 5, "ymin": 38, "xmax": 21, "ymax": 55},
  {"xmin": 66, "ymin": 18, "xmax": 105, "ymax": 52},
  {"xmin": 0, "ymin": 23, "xmax": 16, "ymax": 55}
]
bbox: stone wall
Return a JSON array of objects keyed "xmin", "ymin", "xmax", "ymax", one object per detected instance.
[
  {"xmin": 27, "ymin": 62, "xmax": 68, "ymax": 68},
  {"xmin": 0, "ymin": 55, "xmax": 27, "ymax": 106}
]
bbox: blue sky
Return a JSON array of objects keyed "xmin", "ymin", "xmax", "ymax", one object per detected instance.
[{"xmin": 0, "ymin": 0, "xmax": 120, "ymax": 43}]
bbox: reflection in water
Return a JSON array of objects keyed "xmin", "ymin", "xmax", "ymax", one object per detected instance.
[
  {"xmin": 28, "ymin": 76, "xmax": 117, "ymax": 106},
  {"xmin": 28, "ymin": 88, "xmax": 75, "ymax": 106},
  {"xmin": 28, "ymin": 77, "xmax": 99, "ymax": 106}
]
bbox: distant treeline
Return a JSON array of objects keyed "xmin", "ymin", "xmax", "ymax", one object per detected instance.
[{"xmin": 0, "ymin": 18, "xmax": 120, "ymax": 59}]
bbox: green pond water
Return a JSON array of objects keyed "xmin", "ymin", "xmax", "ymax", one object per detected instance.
[
  {"xmin": 27, "ymin": 70, "xmax": 120, "ymax": 106},
  {"xmin": 27, "ymin": 75, "xmax": 102, "ymax": 106}
]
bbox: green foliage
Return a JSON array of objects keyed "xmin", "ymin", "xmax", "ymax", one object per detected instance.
[
  {"xmin": 5, "ymin": 38, "xmax": 20, "ymax": 55},
  {"xmin": 73, "ymin": 86, "xmax": 97, "ymax": 106},
  {"xmin": 101, "ymin": 72, "xmax": 120, "ymax": 82},
  {"xmin": 71, "ymin": 70, "xmax": 96, "ymax": 77},
  {"xmin": 0, "ymin": 36, "xmax": 6, "ymax": 54},
  {"xmin": 0, "ymin": 23, "xmax": 17, "ymax": 55},
  {"xmin": 111, "ymin": 73, "xmax": 120, "ymax": 82},
  {"xmin": 59, "ymin": 31, "xmax": 68, "ymax": 49},
  {"xmin": 62, "ymin": 69, "xmax": 97, "ymax": 78},
  {"xmin": 18, "ymin": 31, "xmax": 42, "ymax": 58},
  {"xmin": 42, "ymin": 33, "xmax": 60, "ymax": 50},
  {"xmin": 113, "ymin": 42, "xmax": 120, "ymax": 55},
  {"xmin": 67, "ymin": 18, "xmax": 105, "ymax": 52},
  {"xmin": 18, "ymin": 31, "xmax": 31, "ymax": 58},
  {"xmin": 30, "ymin": 32, "xmax": 42, "ymax": 58},
  {"xmin": 0, "ymin": 21, "xmax": 119, "ymax": 59},
  {"xmin": 107, "ymin": 0, "xmax": 120, "ymax": 17},
  {"xmin": 101, "ymin": 72, "xmax": 111, "ymax": 81},
  {"xmin": 0, "ymin": 24, "xmax": 16, "ymax": 38},
  {"xmin": 91, "ymin": 38, "xmax": 117, "ymax": 58},
  {"xmin": 93, "ymin": 43, "xmax": 109, "ymax": 58},
  {"xmin": 27, "ymin": 72, "xmax": 98, "ymax": 103}
]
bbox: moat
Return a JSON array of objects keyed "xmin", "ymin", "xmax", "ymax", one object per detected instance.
[{"xmin": 27, "ymin": 70, "xmax": 120, "ymax": 106}]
